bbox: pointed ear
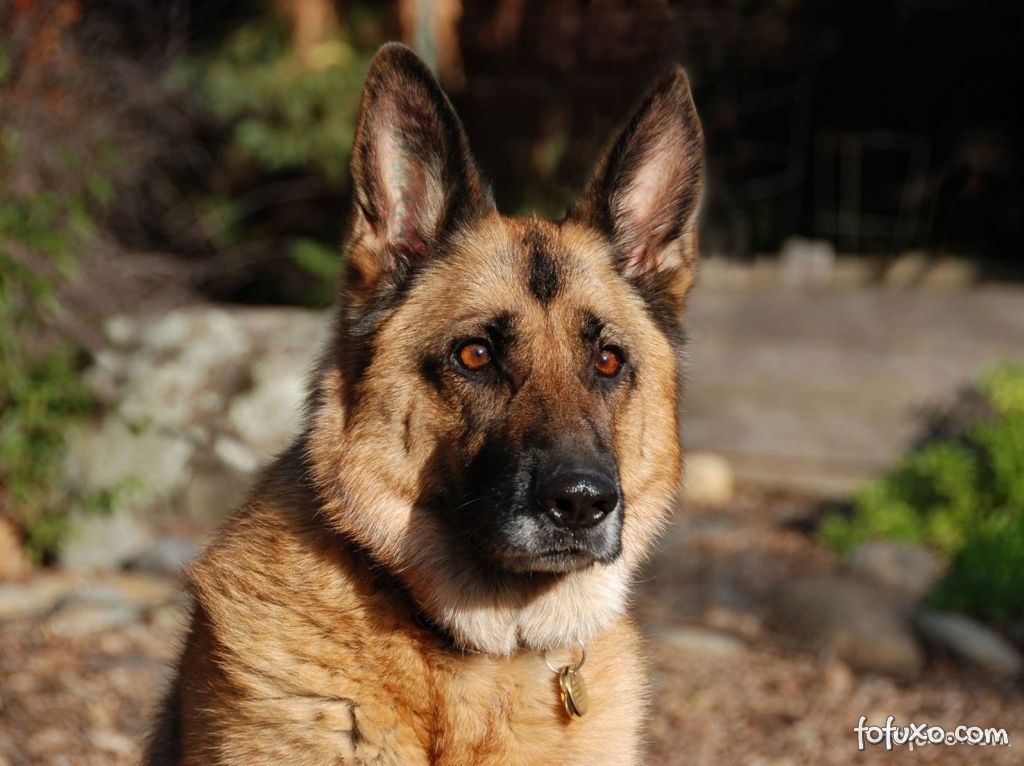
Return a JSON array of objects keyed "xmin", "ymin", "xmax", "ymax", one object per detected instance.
[
  {"xmin": 346, "ymin": 43, "xmax": 493, "ymax": 288},
  {"xmin": 568, "ymin": 66, "xmax": 704, "ymax": 305}
]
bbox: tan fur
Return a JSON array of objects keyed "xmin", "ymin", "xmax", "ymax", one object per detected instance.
[
  {"xmin": 147, "ymin": 43, "xmax": 704, "ymax": 766},
  {"xmin": 164, "ymin": 452, "xmax": 646, "ymax": 766},
  {"xmin": 310, "ymin": 216, "xmax": 681, "ymax": 657}
]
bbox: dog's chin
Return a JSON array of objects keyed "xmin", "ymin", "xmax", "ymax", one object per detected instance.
[{"xmin": 495, "ymin": 547, "xmax": 601, "ymax": 575}]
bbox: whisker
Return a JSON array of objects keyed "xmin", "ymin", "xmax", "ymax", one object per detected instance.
[{"xmin": 451, "ymin": 495, "xmax": 487, "ymax": 513}]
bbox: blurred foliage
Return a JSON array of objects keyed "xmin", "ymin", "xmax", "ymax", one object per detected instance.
[
  {"xmin": 821, "ymin": 363, "xmax": 1024, "ymax": 623},
  {"xmin": 182, "ymin": 19, "xmax": 374, "ymax": 183},
  {"xmin": 0, "ymin": 48, "xmax": 118, "ymax": 561},
  {"xmin": 0, "ymin": 352, "xmax": 113, "ymax": 560},
  {"xmin": 289, "ymin": 237, "xmax": 342, "ymax": 305},
  {"xmin": 172, "ymin": 12, "xmax": 383, "ymax": 305}
]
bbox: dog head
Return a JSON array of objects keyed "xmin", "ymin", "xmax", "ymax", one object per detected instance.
[{"xmin": 308, "ymin": 43, "xmax": 704, "ymax": 654}]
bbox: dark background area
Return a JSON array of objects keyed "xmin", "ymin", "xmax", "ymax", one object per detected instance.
[{"xmin": 5, "ymin": 0, "xmax": 1021, "ymax": 309}]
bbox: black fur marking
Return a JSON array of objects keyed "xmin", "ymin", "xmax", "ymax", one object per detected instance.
[
  {"xmin": 485, "ymin": 311, "xmax": 517, "ymax": 354},
  {"xmin": 630, "ymin": 269, "xmax": 687, "ymax": 355},
  {"xmin": 419, "ymin": 354, "xmax": 445, "ymax": 391},
  {"xmin": 142, "ymin": 674, "xmax": 183, "ymax": 765},
  {"xmin": 527, "ymin": 247, "xmax": 560, "ymax": 305},
  {"xmin": 348, "ymin": 706, "xmax": 364, "ymax": 746},
  {"xmin": 336, "ymin": 260, "xmax": 423, "ymax": 413},
  {"xmin": 580, "ymin": 312, "xmax": 604, "ymax": 346},
  {"xmin": 626, "ymin": 364, "xmax": 639, "ymax": 389}
]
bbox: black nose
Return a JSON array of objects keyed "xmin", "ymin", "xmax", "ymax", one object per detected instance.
[{"xmin": 534, "ymin": 468, "xmax": 620, "ymax": 529}]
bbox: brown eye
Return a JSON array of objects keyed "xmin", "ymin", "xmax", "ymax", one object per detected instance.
[
  {"xmin": 457, "ymin": 341, "xmax": 492, "ymax": 371},
  {"xmin": 595, "ymin": 346, "xmax": 623, "ymax": 378}
]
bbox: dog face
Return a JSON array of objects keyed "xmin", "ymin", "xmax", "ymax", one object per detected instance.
[{"xmin": 308, "ymin": 43, "xmax": 703, "ymax": 654}]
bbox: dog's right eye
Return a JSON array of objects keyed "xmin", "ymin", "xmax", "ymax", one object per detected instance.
[{"xmin": 456, "ymin": 340, "xmax": 492, "ymax": 371}]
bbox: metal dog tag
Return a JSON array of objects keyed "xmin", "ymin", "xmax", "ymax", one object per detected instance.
[{"xmin": 558, "ymin": 666, "xmax": 589, "ymax": 718}]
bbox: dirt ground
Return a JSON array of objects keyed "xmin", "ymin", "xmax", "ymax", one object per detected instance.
[{"xmin": 1, "ymin": 492, "xmax": 1021, "ymax": 765}]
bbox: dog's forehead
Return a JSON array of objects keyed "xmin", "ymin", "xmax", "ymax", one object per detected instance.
[
  {"xmin": 394, "ymin": 215, "xmax": 661, "ymax": 350},
  {"xmin": 432, "ymin": 216, "xmax": 626, "ymax": 312}
]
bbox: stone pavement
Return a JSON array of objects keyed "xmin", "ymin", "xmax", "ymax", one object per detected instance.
[{"xmin": 682, "ymin": 284, "xmax": 1024, "ymax": 495}]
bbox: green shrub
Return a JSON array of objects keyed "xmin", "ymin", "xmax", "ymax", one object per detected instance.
[
  {"xmin": 820, "ymin": 363, "xmax": 1024, "ymax": 623},
  {"xmin": 0, "ymin": 125, "xmax": 112, "ymax": 561},
  {"xmin": 182, "ymin": 21, "xmax": 374, "ymax": 183},
  {"xmin": 0, "ymin": 350, "xmax": 98, "ymax": 559}
]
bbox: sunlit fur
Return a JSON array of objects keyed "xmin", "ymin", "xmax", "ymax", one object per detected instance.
[
  {"xmin": 308, "ymin": 216, "xmax": 683, "ymax": 655},
  {"xmin": 147, "ymin": 42, "xmax": 704, "ymax": 766}
]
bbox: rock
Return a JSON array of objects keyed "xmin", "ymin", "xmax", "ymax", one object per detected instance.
[
  {"xmin": 845, "ymin": 541, "xmax": 947, "ymax": 602},
  {"xmin": 181, "ymin": 458, "xmax": 252, "ymax": 519},
  {"xmin": 0, "ymin": 573, "xmax": 82, "ymax": 621},
  {"xmin": 823, "ymin": 658, "xmax": 855, "ymax": 696},
  {"xmin": 0, "ymin": 517, "xmax": 31, "ymax": 580},
  {"xmin": 103, "ymin": 314, "xmax": 138, "ymax": 346},
  {"xmin": 73, "ymin": 573, "xmax": 179, "ymax": 608},
  {"xmin": 882, "ymin": 252, "xmax": 977, "ymax": 290},
  {"xmin": 150, "ymin": 600, "xmax": 190, "ymax": 631},
  {"xmin": 654, "ymin": 625, "xmax": 747, "ymax": 656},
  {"xmin": 226, "ymin": 354, "xmax": 307, "ymax": 456},
  {"xmin": 89, "ymin": 310, "xmax": 253, "ymax": 434},
  {"xmin": 684, "ymin": 451, "xmax": 735, "ymax": 507},
  {"xmin": 766, "ymin": 577, "xmax": 923, "ymax": 677},
  {"xmin": 40, "ymin": 572, "xmax": 179, "ymax": 637},
  {"xmin": 914, "ymin": 611, "xmax": 1022, "ymax": 677},
  {"xmin": 90, "ymin": 729, "xmax": 135, "ymax": 756},
  {"xmin": 884, "ymin": 251, "xmax": 929, "ymax": 288},
  {"xmin": 58, "ymin": 511, "xmax": 154, "ymax": 571},
  {"xmin": 780, "ymin": 237, "xmax": 836, "ymax": 288},
  {"xmin": 919, "ymin": 257, "xmax": 977, "ymax": 289},
  {"xmin": 703, "ymin": 606, "xmax": 762, "ymax": 640},
  {"xmin": 829, "ymin": 256, "xmax": 876, "ymax": 287},
  {"xmin": 127, "ymin": 536, "xmax": 201, "ymax": 577},
  {"xmin": 45, "ymin": 600, "xmax": 141, "ymax": 638},
  {"xmin": 65, "ymin": 418, "xmax": 195, "ymax": 507},
  {"xmin": 64, "ymin": 306, "xmax": 328, "ymax": 524},
  {"xmin": 213, "ymin": 435, "xmax": 261, "ymax": 474},
  {"xmin": 0, "ymin": 572, "xmax": 175, "ymax": 621},
  {"xmin": 916, "ymin": 385, "xmax": 995, "ymax": 446}
]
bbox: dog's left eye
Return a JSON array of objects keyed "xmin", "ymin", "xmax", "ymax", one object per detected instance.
[
  {"xmin": 457, "ymin": 340, "xmax": 492, "ymax": 371},
  {"xmin": 595, "ymin": 346, "xmax": 624, "ymax": 378}
]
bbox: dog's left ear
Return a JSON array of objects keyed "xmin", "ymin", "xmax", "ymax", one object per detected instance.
[
  {"xmin": 346, "ymin": 43, "xmax": 494, "ymax": 289},
  {"xmin": 569, "ymin": 66, "xmax": 704, "ymax": 306}
]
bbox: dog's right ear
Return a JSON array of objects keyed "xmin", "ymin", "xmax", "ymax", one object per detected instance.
[{"xmin": 345, "ymin": 43, "xmax": 493, "ymax": 292}]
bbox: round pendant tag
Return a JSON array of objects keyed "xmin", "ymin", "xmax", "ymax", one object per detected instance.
[{"xmin": 559, "ymin": 667, "xmax": 590, "ymax": 718}]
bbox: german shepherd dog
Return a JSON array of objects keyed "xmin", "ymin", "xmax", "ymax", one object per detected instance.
[{"xmin": 146, "ymin": 42, "xmax": 703, "ymax": 765}]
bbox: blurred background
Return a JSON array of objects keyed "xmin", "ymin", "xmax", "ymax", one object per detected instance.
[{"xmin": 1, "ymin": 1, "xmax": 1022, "ymax": 764}]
